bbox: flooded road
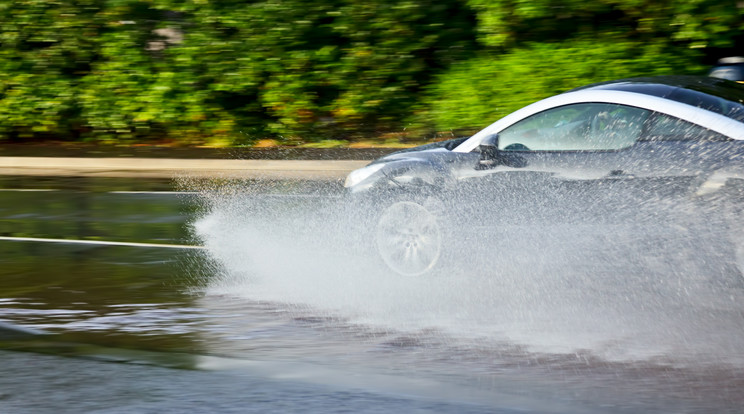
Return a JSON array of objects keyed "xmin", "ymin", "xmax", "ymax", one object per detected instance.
[{"xmin": 1, "ymin": 175, "xmax": 743, "ymax": 413}]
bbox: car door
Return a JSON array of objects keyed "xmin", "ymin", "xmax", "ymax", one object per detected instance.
[{"xmin": 453, "ymin": 102, "xmax": 731, "ymax": 224}]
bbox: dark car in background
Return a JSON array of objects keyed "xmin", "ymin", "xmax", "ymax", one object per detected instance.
[
  {"xmin": 710, "ymin": 57, "xmax": 744, "ymax": 83},
  {"xmin": 345, "ymin": 76, "xmax": 744, "ymax": 276}
]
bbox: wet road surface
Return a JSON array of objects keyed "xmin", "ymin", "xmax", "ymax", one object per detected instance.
[{"xmin": 1, "ymin": 175, "xmax": 743, "ymax": 413}]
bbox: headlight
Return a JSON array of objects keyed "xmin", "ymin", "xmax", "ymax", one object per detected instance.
[{"xmin": 344, "ymin": 163, "xmax": 385, "ymax": 188}]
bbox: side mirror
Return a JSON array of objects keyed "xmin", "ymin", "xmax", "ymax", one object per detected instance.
[
  {"xmin": 476, "ymin": 133, "xmax": 527, "ymax": 169},
  {"xmin": 477, "ymin": 134, "xmax": 500, "ymax": 160}
]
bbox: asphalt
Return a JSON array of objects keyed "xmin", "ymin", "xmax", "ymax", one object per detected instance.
[{"xmin": 0, "ymin": 145, "xmax": 386, "ymax": 180}]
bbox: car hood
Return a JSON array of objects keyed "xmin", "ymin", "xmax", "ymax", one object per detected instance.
[
  {"xmin": 369, "ymin": 137, "xmax": 469, "ymax": 165},
  {"xmin": 345, "ymin": 137, "xmax": 479, "ymax": 191}
]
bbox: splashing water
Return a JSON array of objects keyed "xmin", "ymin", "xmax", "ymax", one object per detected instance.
[{"xmin": 186, "ymin": 178, "xmax": 744, "ymax": 368}]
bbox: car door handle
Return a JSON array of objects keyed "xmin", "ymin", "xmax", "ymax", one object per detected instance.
[{"xmin": 608, "ymin": 170, "xmax": 635, "ymax": 178}]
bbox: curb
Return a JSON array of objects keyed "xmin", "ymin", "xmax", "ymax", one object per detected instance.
[{"xmin": 0, "ymin": 157, "xmax": 370, "ymax": 180}]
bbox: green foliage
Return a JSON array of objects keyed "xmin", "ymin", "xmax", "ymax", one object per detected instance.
[
  {"xmin": 188, "ymin": 0, "xmax": 477, "ymax": 142},
  {"xmin": 0, "ymin": 0, "xmax": 740, "ymax": 144},
  {"xmin": 0, "ymin": 0, "xmax": 103, "ymax": 139},
  {"xmin": 466, "ymin": 0, "xmax": 744, "ymax": 49},
  {"xmin": 415, "ymin": 38, "xmax": 705, "ymax": 134}
]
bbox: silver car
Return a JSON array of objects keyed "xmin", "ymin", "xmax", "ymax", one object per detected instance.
[{"xmin": 345, "ymin": 76, "xmax": 744, "ymax": 276}]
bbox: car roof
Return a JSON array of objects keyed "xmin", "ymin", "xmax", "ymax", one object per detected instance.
[
  {"xmin": 573, "ymin": 75, "xmax": 741, "ymax": 93},
  {"xmin": 573, "ymin": 76, "xmax": 744, "ymax": 122}
]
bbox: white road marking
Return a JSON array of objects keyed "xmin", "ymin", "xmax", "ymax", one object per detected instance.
[
  {"xmin": 0, "ymin": 236, "xmax": 204, "ymax": 250},
  {"xmin": 0, "ymin": 189, "xmax": 58, "ymax": 192}
]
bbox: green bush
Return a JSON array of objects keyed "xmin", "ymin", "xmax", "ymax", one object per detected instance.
[
  {"xmin": 0, "ymin": 0, "xmax": 739, "ymax": 145},
  {"xmin": 413, "ymin": 38, "xmax": 704, "ymax": 135}
]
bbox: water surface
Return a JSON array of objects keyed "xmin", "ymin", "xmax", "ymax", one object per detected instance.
[{"xmin": 1, "ymin": 175, "xmax": 742, "ymax": 413}]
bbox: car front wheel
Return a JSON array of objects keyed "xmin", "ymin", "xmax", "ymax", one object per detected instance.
[{"xmin": 375, "ymin": 200, "xmax": 443, "ymax": 276}]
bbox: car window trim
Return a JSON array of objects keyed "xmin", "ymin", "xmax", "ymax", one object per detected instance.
[{"xmin": 454, "ymin": 90, "xmax": 744, "ymax": 154}]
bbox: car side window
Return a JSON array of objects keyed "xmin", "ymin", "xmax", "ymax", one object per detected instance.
[
  {"xmin": 498, "ymin": 103, "xmax": 650, "ymax": 151},
  {"xmin": 640, "ymin": 113, "xmax": 732, "ymax": 142}
]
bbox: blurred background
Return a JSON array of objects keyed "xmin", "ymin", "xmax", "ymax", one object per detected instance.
[{"xmin": 0, "ymin": 0, "xmax": 742, "ymax": 147}]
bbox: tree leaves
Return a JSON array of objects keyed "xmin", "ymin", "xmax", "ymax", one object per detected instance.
[{"xmin": 0, "ymin": 0, "xmax": 740, "ymax": 144}]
